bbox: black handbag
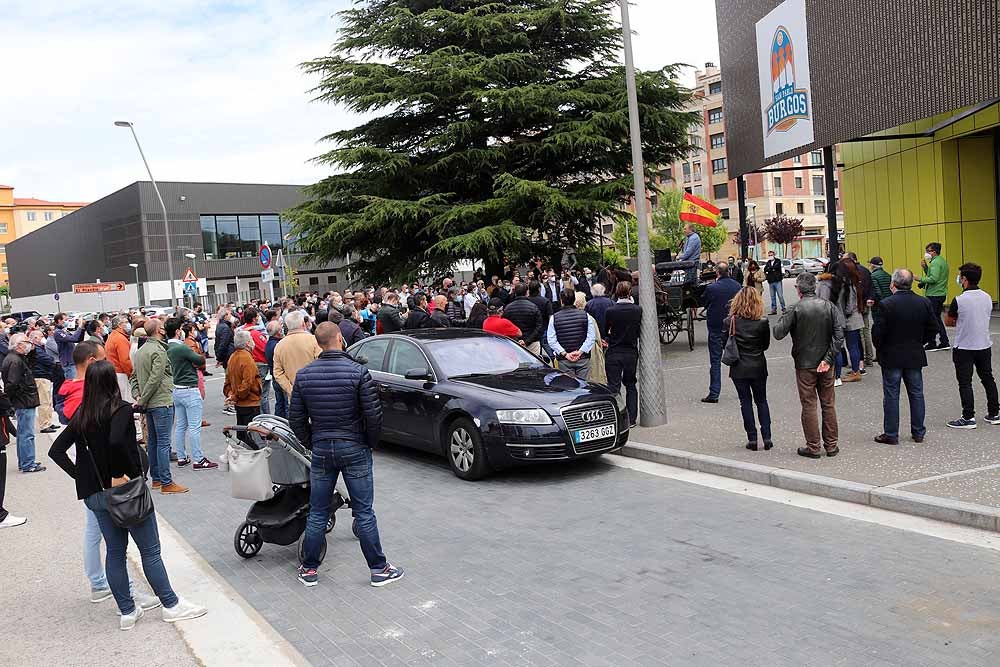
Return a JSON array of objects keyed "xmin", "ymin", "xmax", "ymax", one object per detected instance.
[
  {"xmin": 722, "ymin": 317, "xmax": 741, "ymax": 367},
  {"xmin": 83, "ymin": 420, "xmax": 154, "ymax": 529}
]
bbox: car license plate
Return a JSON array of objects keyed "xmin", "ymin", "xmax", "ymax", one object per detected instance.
[{"xmin": 573, "ymin": 424, "xmax": 616, "ymax": 444}]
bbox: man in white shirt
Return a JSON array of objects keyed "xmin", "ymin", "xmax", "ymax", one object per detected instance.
[{"xmin": 945, "ymin": 262, "xmax": 999, "ymax": 429}]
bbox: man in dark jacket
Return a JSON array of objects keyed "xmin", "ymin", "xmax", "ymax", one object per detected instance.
[
  {"xmin": 329, "ymin": 308, "xmax": 367, "ymax": 347},
  {"xmin": 52, "ymin": 313, "xmax": 85, "ymax": 378},
  {"xmin": 503, "ymin": 285, "xmax": 544, "ymax": 353},
  {"xmin": 444, "ymin": 288, "xmax": 467, "ymax": 327},
  {"xmin": 774, "ymin": 272, "xmax": 845, "ymax": 458},
  {"xmin": 604, "ymin": 281, "xmax": 643, "ymax": 427},
  {"xmin": 377, "ymin": 293, "xmax": 405, "ymax": 333},
  {"xmin": 1, "ymin": 334, "xmax": 45, "ymax": 473},
  {"xmin": 213, "ymin": 310, "xmax": 236, "ymax": 368},
  {"xmin": 700, "ymin": 263, "xmax": 742, "ymax": 403},
  {"xmin": 763, "ymin": 251, "xmax": 786, "ymax": 315},
  {"xmin": 27, "ymin": 331, "xmax": 61, "ymax": 434},
  {"xmin": 403, "ymin": 294, "xmax": 434, "ymax": 330},
  {"xmin": 430, "ymin": 295, "xmax": 452, "ymax": 327},
  {"xmin": 871, "ymin": 268, "xmax": 938, "ymax": 445},
  {"xmin": 289, "ymin": 322, "xmax": 402, "ymax": 589},
  {"xmin": 584, "ymin": 283, "xmax": 614, "ymax": 333}
]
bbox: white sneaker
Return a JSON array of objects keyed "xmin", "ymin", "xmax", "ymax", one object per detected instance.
[
  {"xmin": 0, "ymin": 514, "xmax": 27, "ymax": 529},
  {"xmin": 162, "ymin": 597, "xmax": 207, "ymax": 623},
  {"xmin": 120, "ymin": 603, "xmax": 144, "ymax": 631},
  {"xmin": 133, "ymin": 590, "xmax": 162, "ymax": 611},
  {"xmin": 834, "ymin": 378, "xmax": 843, "ymax": 387},
  {"xmin": 91, "ymin": 587, "xmax": 113, "ymax": 603}
]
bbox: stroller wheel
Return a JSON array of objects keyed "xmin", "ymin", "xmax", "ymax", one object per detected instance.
[
  {"xmin": 326, "ymin": 514, "xmax": 336, "ymax": 534},
  {"xmin": 298, "ymin": 533, "xmax": 327, "ymax": 566},
  {"xmin": 234, "ymin": 522, "xmax": 263, "ymax": 559}
]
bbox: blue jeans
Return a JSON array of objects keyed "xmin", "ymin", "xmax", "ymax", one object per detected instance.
[
  {"xmin": 14, "ymin": 407, "xmax": 37, "ymax": 471},
  {"xmin": 732, "ymin": 377, "xmax": 772, "ymax": 442},
  {"xmin": 84, "ymin": 492, "xmax": 178, "ymax": 615},
  {"xmin": 835, "ymin": 330, "xmax": 863, "ymax": 377},
  {"xmin": 84, "ymin": 506, "xmax": 107, "ymax": 590},
  {"xmin": 273, "ymin": 384, "xmax": 288, "ymax": 419},
  {"xmin": 145, "ymin": 406, "xmax": 174, "ymax": 485},
  {"xmin": 302, "ymin": 443, "xmax": 387, "ymax": 573},
  {"xmin": 172, "ymin": 388, "xmax": 203, "ymax": 462},
  {"xmin": 768, "ymin": 281, "xmax": 786, "ymax": 311},
  {"xmin": 881, "ymin": 367, "xmax": 926, "ymax": 439},
  {"xmin": 256, "ymin": 363, "xmax": 271, "ymax": 415},
  {"xmin": 707, "ymin": 330, "xmax": 723, "ymax": 399}
]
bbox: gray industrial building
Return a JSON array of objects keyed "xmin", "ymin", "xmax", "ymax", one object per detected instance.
[{"xmin": 7, "ymin": 181, "xmax": 348, "ymax": 313}]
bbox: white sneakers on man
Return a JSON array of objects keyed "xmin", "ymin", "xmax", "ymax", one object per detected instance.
[
  {"xmin": 162, "ymin": 597, "xmax": 208, "ymax": 623},
  {"xmin": 120, "ymin": 604, "xmax": 144, "ymax": 631},
  {"xmin": 0, "ymin": 514, "xmax": 27, "ymax": 529}
]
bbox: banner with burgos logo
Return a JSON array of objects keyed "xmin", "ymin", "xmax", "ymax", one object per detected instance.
[{"xmin": 755, "ymin": 0, "xmax": 815, "ymax": 159}]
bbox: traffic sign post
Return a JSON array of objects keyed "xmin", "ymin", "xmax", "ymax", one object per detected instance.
[
  {"xmin": 182, "ymin": 267, "xmax": 198, "ymax": 308},
  {"xmin": 259, "ymin": 244, "xmax": 274, "ymax": 302}
]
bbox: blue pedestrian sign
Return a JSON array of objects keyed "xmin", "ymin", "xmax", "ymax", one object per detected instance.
[
  {"xmin": 259, "ymin": 244, "xmax": 272, "ymax": 270},
  {"xmin": 183, "ymin": 282, "xmax": 197, "ymax": 295},
  {"xmin": 53, "ymin": 293, "xmax": 60, "ymax": 301}
]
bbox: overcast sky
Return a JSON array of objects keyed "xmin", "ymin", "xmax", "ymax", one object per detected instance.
[{"xmin": 1, "ymin": 1, "xmax": 719, "ymax": 202}]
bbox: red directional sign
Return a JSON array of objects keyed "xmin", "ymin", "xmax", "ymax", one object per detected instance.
[{"xmin": 73, "ymin": 282, "xmax": 126, "ymax": 294}]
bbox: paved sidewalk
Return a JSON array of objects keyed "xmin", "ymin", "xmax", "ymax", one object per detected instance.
[
  {"xmin": 0, "ymin": 433, "xmax": 197, "ymax": 667},
  {"xmin": 635, "ymin": 279, "xmax": 1000, "ymax": 508}
]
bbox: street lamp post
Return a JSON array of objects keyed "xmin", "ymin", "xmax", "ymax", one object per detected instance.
[
  {"xmin": 129, "ymin": 263, "xmax": 143, "ymax": 306},
  {"xmin": 48, "ymin": 273, "xmax": 58, "ymax": 310},
  {"xmin": 619, "ymin": 0, "xmax": 667, "ymax": 427},
  {"xmin": 115, "ymin": 121, "xmax": 179, "ymax": 308}
]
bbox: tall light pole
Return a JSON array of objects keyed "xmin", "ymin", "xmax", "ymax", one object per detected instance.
[
  {"xmin": 129, "ymin": 263, "xmax": 143, "ymax": 305},
  {"xmin": 619, "ymin": 0, "xmax": 667, "ymax": 427},
  {"xmin": 115, "ymin": 121, "xmax": 179, "ymax": 308},
  {"xmin": 49, "ymin": 273, "xmax": 58, "ymax": 310}
]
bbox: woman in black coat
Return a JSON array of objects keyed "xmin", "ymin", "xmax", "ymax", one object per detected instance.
[{"xmin": 721, "ymin": 287, "xmax": 773, "ymax": 451}]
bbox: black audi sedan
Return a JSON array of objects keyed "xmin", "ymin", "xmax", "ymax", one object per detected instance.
[{"xmin": 347, "ymin": 329, "xmax": 629, "ymax": 480}]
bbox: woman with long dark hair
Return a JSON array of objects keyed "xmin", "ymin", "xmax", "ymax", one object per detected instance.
[
  {"xmin": 743, "ymin": 260, "xmax": 766, "ymax": 296},
  {"xmin": 49, "ymin": 361, "xmax": 206, "ymax": 631},
  {"xmin": 835, "ymin": 257, "xmax": 866, "ymax": 383},
  {"xmin": 467, "ymin": 300, "xmax": 488, "ymax": 329}
]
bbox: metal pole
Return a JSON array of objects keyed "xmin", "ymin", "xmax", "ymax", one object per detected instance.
[
  {"xmin": 620, "ymin": 0, "xmax": 667, "ymax": 427},
  {"xmin": 52, "ymin": 275, "xmax": 59, "ymax": 309},
  {"xmin": 625, "ymin": 217, "xmax": 632, "ymax": 258},
  {"xmin": 122, "ymin": 124, "xmax": 179, "ymax": 307},
  {"xmin": 133, "ymin": 266, "xmax": 143, "ymax": 305},
  {"xmin": 823, "ymin": 145, "xmax": 840, "ymax": 262},
  {"xmin": 737, "ymin": 176, "xmax": 749, "ymax": 260}
]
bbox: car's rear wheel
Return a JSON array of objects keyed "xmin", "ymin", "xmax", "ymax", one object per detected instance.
[{"xmin": 445, "ymin": 418, "xmax": 491, "ymax": 481}]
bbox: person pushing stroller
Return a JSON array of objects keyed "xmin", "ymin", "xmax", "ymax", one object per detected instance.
[{"xmin": 289, "ymin": 321, "xmax": 404, "ymax": 588}]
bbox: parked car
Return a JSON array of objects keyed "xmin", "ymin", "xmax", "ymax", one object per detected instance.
[
  {"xmin": 781, "ymin": 259, "xmax": 793, "ymax": 278},
  {"xmin": 141, "ymin": 306, "xmax": 177, "ymax": 318},
  {"xmin": 0, "ymin": 310, "xmax": 42, "ymax": 323},
  {"xmin": 347, "ymin": 329, "xmax": 629, "ymax": 481}
]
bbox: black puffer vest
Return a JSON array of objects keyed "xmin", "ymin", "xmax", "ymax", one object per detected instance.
[{"xmin": 551, "ymin": 308, "xmax": 589, "ymax": 355}]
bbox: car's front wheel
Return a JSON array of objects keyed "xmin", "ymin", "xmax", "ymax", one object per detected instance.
[{"xmin": 445, "ymin": 418, "xmax": 491, "ymax": 481}]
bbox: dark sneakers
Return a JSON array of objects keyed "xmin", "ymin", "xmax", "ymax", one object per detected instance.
[
  {"xmin": 298, "ymin": 566, "xmax": 318, "ymax": 588},
  {"xmin": 947, "ymin": 418, "xmax": 977, "ymax": 429},
  {"xmin": 177, "ymin": 458, "xmax": 191, "ymax": 467},
  {"xmin": 797, "ymin": 447, "xmax": 821, "ymax": 459},
  {"xmin": 193, "ymin": 458, "xmax": 218, "ymax": 470},
  {"xmin": 22, "ymin": 463, "xmax": 46, "ymax": 473},
  {"xmin": 701, "ymin": 396, "xmax": 719, "ymax": 404},
  {"xmin": 371, "ymin": 564, "xmax": 405, "ymax": 587},
  {"xmin": 873, "ymin": 434, "xmax": 899, "ymax": 445},
  {"xmin": 986, "ymin": 415, "xmax": 1000, "ymax": 425}
]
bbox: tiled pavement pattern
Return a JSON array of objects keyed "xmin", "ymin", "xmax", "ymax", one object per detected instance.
[{"xmin": 155, "ymin": 386, "xmax": 1000, "ymax": 666}]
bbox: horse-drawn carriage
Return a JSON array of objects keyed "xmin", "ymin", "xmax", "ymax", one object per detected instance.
[{"xmin": 654, "ymin": 261, "xmax": 712, "ymax": 350}]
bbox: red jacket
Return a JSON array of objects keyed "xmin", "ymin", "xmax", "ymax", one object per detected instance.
[
  {"xmin": 240, "ymin": 324, "xmax": 268, "ymax": 364},
  {"xmin": 483, "ymin": 315, "xmax": 522, "ymax": 339}
]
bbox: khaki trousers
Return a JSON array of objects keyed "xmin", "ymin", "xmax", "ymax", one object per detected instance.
[
  {"xmin": 794, "ymin": 368, "xmax": 839, "ymax": 453},
  {"xmin": 35, "ymin": 379, "xmax": 53, "ymax": 429}
]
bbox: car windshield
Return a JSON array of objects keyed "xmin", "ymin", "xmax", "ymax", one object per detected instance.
[{"xmin": 424, "ymin": 336, "xmax": 547, "ymax": 378}]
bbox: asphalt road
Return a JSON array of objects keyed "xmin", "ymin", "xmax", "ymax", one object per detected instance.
[{"xmin": 146, "ymin": 377, "xmax": 1000, "ymax": 666}]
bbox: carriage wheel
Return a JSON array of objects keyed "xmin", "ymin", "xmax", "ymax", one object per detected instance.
[
  {"xmin": 234, "ymin": 522, "xmax": 263, "ymax": 559},
  {"xmin": 659, "ymin": 314, "xmax": 680, "ymax": 344},
  {"xmin": 686, "ymin": 308, "xmax": 696, "ymax": 351},
  {"xmin": 326, "ymin": 514, "xmax": 336, "ymax": 534}
]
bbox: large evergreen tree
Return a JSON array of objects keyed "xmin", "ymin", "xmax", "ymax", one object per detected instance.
[{"xmin": 289, "ymin": 0, "xmax": 695, "ymax": 285}]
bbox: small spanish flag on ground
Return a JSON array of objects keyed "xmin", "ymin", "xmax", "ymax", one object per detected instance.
[{"xmin": 680, "ymin": 192, "xmax": 720, "ymax": 227}]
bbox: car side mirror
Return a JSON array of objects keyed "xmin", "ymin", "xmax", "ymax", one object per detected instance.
[{"xmin": 404, "ymin": 368, "xmax": 432, "ymax": 381}]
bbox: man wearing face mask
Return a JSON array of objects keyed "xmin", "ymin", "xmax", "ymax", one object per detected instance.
[
  {"xmin": 52, "ymin": 313, "xmax": 85, "ymax": 379},
  {"xmin": 918, "ymin": 242, "xmax": 951, "ymax": 351},
  {"xmin": 763, "ymin": 250, "xmax": 786, "ymax": 315},
  {"xmin": 106, "ymin": 315, "xmax": 134, "ymax": 400},
  {"xmin": 2, "ymin": 334, "xmax": 45, "ymax": 473}
]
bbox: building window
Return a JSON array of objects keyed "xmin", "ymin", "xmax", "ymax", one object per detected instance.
[
  {"xmin": 815, "ymin": 200, "xmax": 827, "ymax": 214},
  {"xmin": 207, "ymin": 284, "xmax": 216, "ymax": 294},
  {"xmin": 200, "ymin": 213, "xmax": 292, "ymax": 259},
  {"xmin": 713, "ymin": 183, "xmax": 729, "ymax": 200},
  {"xmin": 710, "ymin": 133, "xmax": 725, "ymax": 149},
  {"xmin": 797, "ymin": 203, "xmax": 805, "ymax": 215},
  {"xmin": 720, "ymin": 208, "xmax": 730, "ymax": 220},
  {"xmin": 682, "ymin": 163, "xmax": 691, "ymax": 182},
  {"xmin": 2, "ymin": 263, "xmax": 7, "ymax": 273},
  {"xmin": 794, "ymin": 177, "xmax": 803, "ymax": 189},
  {"xmin": 775, "ymin": 203, "xmax": 784, "ymax": 215},
  {"xmin": 328, "ymin": 275, "xmax": 338, "ymax": 285},
  {"xmin": 200, "ymin": 215, "xmax": 218, "ymax": 259},
  {"xmin": 0, "ymin": 224, "xmax": 6, "ymax": 234},
  {"xmin": 215, "ymin": 215, "xmax": 240, "ymax": 258},
  {"xmin": 773, "ymin": 177, "xmax": 782, "ymax": 196},
  {"xmin": 238, "ymin": 215, "xmax": 261, "ymax": 257},
  {"xmin": 712, "ymin": 158, "xmax": 726, "ymax": 174},
  {"xmin": 249, "ymin": 281, "xmax": 260, "ymax": 291},
  {"xmin": 226, "ymin": 283, "xmax": 237, "ymax": 293},
  {"xmin": 603, "ymin": 223, "xmax": 614, "ymax": 234},
  {"xmin": 810, "ymin": 151, "xmax": 823, "ymax": 165},
  {"xmin": 26, "ymin": 212, "xmax": 36, "ymax": 221},
  {"xmin": 44, "ymin": 211, "xmax": 54, "ymax": 221},
  {"xmin": 793, "ymin": 155, "xmax": 802, "ymax": 165},
  {"xmin": 812, "ymin": 176, "xmax": 825, "ymax": 195},
  {"xmin": 708, "ymin": 108, "xmax": 724, "ymax": 124},
  {"xmin": 260, "ymin": 214, "xmax": 283, "ymax": 253},
  {"xmin": 0, "ymin": 245, "xmax": 5, "ymax": 253},
  {"xmin": 309, "ymin": 276, "xmax": 320, "ymax": 286},
  {"xmin": 689, "ymin": 134, "xmax": 704, "ymax": 149},
  {"xmin": 709, "ymin": 81, "xmax": 722, "ymax": 95},
  {"xmin": 693, "ymin": 185, "xmax": 704, "ymax": 197},
  {"xmin": 692, "ymin": 161, "xmax": 702, "ymax": 180},
  {"xmin": 659, "ymin": 166, "xmax": 673, "ymax": 182}
]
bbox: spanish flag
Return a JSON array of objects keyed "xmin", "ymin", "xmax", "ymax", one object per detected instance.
[{"xmin": 680, "ymin": 192, "xmax": 720, "ymax": 227}]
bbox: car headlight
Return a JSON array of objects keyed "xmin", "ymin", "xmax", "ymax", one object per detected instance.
[{"xmin": 496, "ymin": 409, "xmax": 552, "ymax": 425}]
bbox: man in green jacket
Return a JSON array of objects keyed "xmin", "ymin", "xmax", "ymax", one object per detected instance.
[
  {"xmin": 133, "ymin": 318, "xmax": 187, "ymax": 494},
  {"xmin": 917, "ymin": 242, "xmax": 950, "ymax": 351},
  {"xmin": 165, "ymin": 318, "xmax": 216, "ymax": 471}
]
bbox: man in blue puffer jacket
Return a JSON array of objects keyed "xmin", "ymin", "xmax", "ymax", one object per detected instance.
[{"xmin": 289, "ymin": 321, "xmax": 403, "ymax": 589}]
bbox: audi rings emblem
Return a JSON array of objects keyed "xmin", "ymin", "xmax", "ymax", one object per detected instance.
[{"xmin": 581, "ymin": 410, "xmax": 605, "ymax": 423}]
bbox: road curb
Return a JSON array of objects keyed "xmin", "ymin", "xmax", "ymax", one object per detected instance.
[{"xmin": 621, "ymin": 441, "xmax": 1000, "ymax": 532}]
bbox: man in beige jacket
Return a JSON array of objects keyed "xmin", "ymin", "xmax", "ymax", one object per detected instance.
[{"xmin": 273, "ymin": 311, "xmax": 322, "ymax": 401}]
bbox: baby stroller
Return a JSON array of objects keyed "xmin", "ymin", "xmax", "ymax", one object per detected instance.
[{"xmin": 223, "ymin": 415, "xmax": 351, "ymax": 565}]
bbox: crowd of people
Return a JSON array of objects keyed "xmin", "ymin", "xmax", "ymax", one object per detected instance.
[{"xmin": 702, "ymin": 241, "xmax": 997, "ymax": 456}]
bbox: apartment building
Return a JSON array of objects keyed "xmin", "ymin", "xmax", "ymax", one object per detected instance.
[
  {"xmin": 657, "ymin": 63, "xmax": 843, "ymax": 260},
  {"xmin": 0, "ymin": 184, "xmax": 88, "ymax": 285}
]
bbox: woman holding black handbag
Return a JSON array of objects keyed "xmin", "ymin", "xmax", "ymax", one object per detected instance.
[
  {"xmin": 49, "ymin": 361, "xmax": 207, "ymax": 631},
  {"xmin": 721, "ymin": 287, "xmax": 773, "ymax": 451}
]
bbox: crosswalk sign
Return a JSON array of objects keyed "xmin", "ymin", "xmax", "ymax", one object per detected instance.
[{"xmin": 182, "ymin": 267, "xmax": 197, "ymax": 283}]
